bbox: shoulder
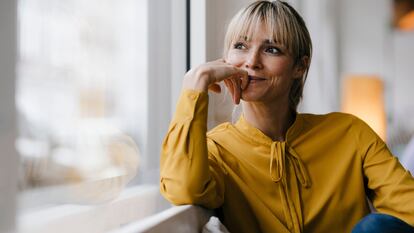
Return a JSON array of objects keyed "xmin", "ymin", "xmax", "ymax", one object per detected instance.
[
  {"xmin": 299, "ymin": 112, "xmax": 359, "ymax": 128},
  {"xmin": 306, "ymin": 112, "xmax": 376, "ymax": 133},
  {"xmin": 207, "ymin": 122, "xmax": 233, "ymax": 138},
  {"xmin": 300, "ymin": 111, "xmax": 355, "ymax": 122},
  {"xmin": 297, "ymin": 112, "xmax": 376, "ymax": 142},
  {"xmin": 299, "ymin": 112, "xmax": 379, "ymax": 142}
]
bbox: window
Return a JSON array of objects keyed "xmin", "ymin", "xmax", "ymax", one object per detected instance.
[{"xmin": 16, "ymin": 0, "xmax": 184, "ymax": 210}]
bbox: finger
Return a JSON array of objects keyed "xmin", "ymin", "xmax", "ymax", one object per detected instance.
[
  {"xmin": 231, "ymin": 78, "xmax": 240, "ymax": 105},
  {"xmin": 224, "ymin": 79, "xmax": 236, "ymax": 104},
  {"xmin": 230, "ymin": 68, "xmax": 248, "ymax": 89},
  {"xmin": 235, "ymin": 78, "xmax": 242, "ymax": 104},
  {"xmin": 212, "ymin": 65, "xmax": 247, "ymax": 83},
  {"xmin": 241, "ymin": 73, "xmax": 249, "ymax": 90},
  {"xmin": 208, "ymin": 83, "xmax": 221, "ymax": 93},
  {"xmin": 236, "ymin": 76, "xmax": 242, "ymax": 96},
  {"xmin": 224, "ymin": 79, "xmax": 234, "ymax": 96}
]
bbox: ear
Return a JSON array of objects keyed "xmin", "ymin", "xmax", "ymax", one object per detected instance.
[{"xmin": 293, "ymin": 56, "xmax": 310, "ymax": 79}]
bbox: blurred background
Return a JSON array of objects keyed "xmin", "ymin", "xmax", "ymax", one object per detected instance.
[{"xmin": 1, "ymin": 0, "xmax": 414, "ymax": 232}]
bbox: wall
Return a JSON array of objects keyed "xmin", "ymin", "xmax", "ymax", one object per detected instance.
[
  {"xmin": 393, "ymin": 31, "xmax": 414, "ymax": 131},
  {"xmin": 338, "ymin": 0, "xmax": 392, "ymax": 76},
  {"xmin": 300, "ymin": 0, "xmax": 341, "ymax": 113}
]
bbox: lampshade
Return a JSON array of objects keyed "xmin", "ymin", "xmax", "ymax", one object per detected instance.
[{"xmin": 341, "ymin": 75, "xmax": 387, "ymax": 141}]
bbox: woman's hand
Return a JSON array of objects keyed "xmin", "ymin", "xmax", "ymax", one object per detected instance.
[{"xmin": 182, "ymin": 59, "xmax": 249, "ymax": 104}]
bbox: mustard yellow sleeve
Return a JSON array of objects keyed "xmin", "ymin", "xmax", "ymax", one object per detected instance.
[
  {"xmin": 354, "ymin": 117, "xmax": 414, "ymax": 225},
  {"xmin": 159, "ymin": 89, "xmax": 225, "ymax": 209}
]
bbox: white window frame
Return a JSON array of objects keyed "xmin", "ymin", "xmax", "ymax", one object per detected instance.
[{"xmin": 0, "ymin": 0, "xmax": 18, "ymax": 232}]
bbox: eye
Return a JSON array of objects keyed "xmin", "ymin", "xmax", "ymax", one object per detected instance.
[
  {"xmin": 264, "ymin": 46, "xmax": 280, "ymax": 55},
  {"xmin": 233, "ymin": 42, "xmax": 247, "ymax": 50}
]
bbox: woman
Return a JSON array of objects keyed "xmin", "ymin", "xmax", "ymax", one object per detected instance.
[{"xmin": 160, "ymin": 1, "xmax": 414, "ymax": 232}]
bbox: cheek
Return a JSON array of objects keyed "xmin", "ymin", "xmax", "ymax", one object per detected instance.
[
  {"xmin": 266, "ymin": 59, "xmax": 295, "ymax": 77},
  {"xmin": 225, "ymin": 51, "xmax": 244, "ymax": 67}
]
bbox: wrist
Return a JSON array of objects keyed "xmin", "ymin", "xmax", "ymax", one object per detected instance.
[{"xmin": 183, "ymin": 67, "xmax": 211, "ymax": 92}]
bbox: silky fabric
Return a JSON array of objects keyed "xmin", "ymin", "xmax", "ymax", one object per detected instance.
[{"xmin": 160, "ymin": 89, "xmax": 414, "ymax": 233}]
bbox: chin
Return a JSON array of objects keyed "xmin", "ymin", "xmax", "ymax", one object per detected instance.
[
  {"xmin": 241, "ymin": 92, "xmax": 263, "ymax": 102},
  {"xmin": 241, "ymin": 89, "xmax": 286, "ymax": 104}
]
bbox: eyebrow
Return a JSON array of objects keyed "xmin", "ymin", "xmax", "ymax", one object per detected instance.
[{"xmin": 238, "ymin": 37, "xmax": 277, "ymax": 44}]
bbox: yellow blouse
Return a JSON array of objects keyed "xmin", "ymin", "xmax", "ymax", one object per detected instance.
[{"xmin": 160, "ymin": 89, "xmax": 414, "ymax": 233}]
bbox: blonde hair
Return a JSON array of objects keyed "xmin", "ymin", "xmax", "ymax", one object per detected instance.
[{"xmin": 223, "ymin": 0, "xmax": 312, "ymax": 109}]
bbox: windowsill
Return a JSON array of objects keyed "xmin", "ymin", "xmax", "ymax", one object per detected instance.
[
  {"xmin": 18, "ymin": 184, "xmax": 172, "ymax": 233},
  {"xmin": 111, "ymin": 205, "xmax": 213, "ymax": 233}
]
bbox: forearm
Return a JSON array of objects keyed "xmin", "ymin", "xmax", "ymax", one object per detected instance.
[{"xmin": 160, "ymin": 90, "xmax": 223, "ymax": 208}]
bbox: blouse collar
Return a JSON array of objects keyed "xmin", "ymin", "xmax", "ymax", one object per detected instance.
[{"xmin": 234, "ymin": 113, "xmax": 304, "ymax": 146}]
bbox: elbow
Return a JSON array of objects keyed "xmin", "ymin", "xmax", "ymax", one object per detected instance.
[
  {"xmin": 159, "ymin": 179, "xmax": 201, "ymax": 205},
  {"xmin": 159, "ymin": 178, "xmax": 220, "ymax": 208},
  {"xmin": 160, "ymin": 191, "xmax": 198, "ymax": 206}
]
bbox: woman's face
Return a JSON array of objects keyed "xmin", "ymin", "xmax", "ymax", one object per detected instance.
[{"xmin": 225, "ymin": 23, "xmax": 300, "ymax": 104}]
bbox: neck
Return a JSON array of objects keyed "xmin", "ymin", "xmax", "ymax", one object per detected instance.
[{"xmin": 242, "ymin": 99, "xmax": 295, "ymax": 141}]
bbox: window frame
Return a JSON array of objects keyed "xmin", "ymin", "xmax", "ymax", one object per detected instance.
[{"xmin": 0, "ymin": 0, "xmax": 18, "ymax": 232}]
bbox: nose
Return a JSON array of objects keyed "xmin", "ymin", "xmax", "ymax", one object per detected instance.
[{"xmin": 245, "ymin": 49, "xmax": 263, "ymax": 70}]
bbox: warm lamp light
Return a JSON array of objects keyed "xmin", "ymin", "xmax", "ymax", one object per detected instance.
[
  {"xmin": 398, "ymin": 10, "xmax": 414, "ymax": 31},
  {"xmin": 341, "ymin": 76, "xmax": 387, "ymax": 141}
]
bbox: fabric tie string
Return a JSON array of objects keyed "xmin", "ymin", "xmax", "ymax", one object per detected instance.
[
  {"xmin": 269, "ymin": 142, "xmax": 286, "ymax": 182},
  {"xmin": 269, "ymin": 141, "xmax": 310, "ymax": 233},
  {"xmin": 269, "ymin": 142, "xmax": 311, "ymax": 188}
]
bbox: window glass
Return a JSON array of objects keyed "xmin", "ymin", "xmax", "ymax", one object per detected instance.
[{"xmin": 17, "ymin": 0, "xmax": 147, "ymax": 205}]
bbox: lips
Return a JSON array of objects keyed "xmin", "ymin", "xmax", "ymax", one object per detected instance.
[
  {"xmin": 241, "ymin": 75, "xmax": 267, "ymax": 91},
  {"xmin": 248, "ymin": 75, "xmax": 267, "ymax": 82}
]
